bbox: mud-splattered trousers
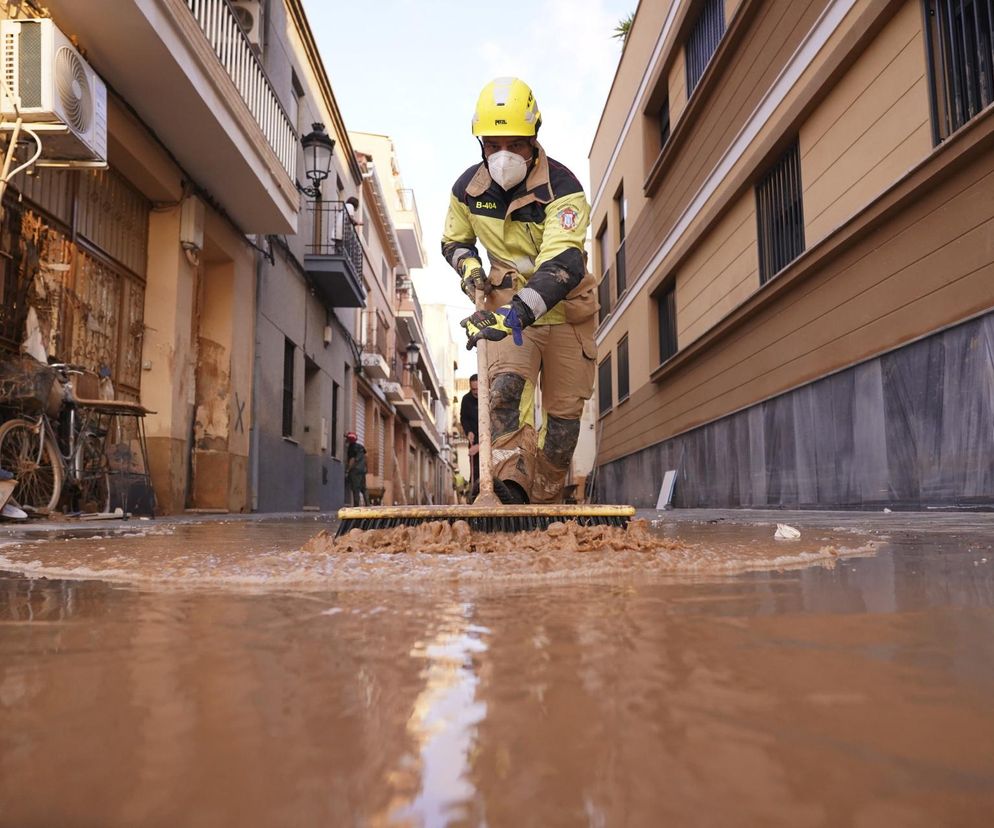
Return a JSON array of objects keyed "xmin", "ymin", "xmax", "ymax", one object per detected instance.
[{"xmin": 441, "ymin": 145, "xmax": 598, "ymax": 503}]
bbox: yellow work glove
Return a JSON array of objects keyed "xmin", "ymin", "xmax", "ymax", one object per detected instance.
[{"xmin": 459, "ymin": 257, "xmax": 487, "ymax": 299}]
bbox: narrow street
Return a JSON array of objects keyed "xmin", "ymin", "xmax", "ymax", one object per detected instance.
[{"xmin": 2, "ymin": 511, "xmax": 992, "ymax": 825}]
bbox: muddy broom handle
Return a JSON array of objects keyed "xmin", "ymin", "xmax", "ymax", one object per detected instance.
[{"xmin": 474, "ymin": 287, "xmax": 499, "ymax": 506}]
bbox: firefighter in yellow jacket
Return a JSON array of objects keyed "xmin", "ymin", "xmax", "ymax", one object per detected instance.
[{"xmin": 443, "ymin": 77, "xmax": 598, "ymax": 504}]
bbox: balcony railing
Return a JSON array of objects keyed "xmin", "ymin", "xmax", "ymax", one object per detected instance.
[
  {"xmin": 363, "ymin": 311, "xmax": 391, "ymax": 361},
  {"xmin": 395, "ymin": 281, "xmax": 425, "ymax": 330},
  {"xmin": 304, "ymin": 201, "xmax": 365, "ymax": 307},
  {"xmin": 308, "ymin": 202, "xmax": 362, "ymax": 263},
  {"xmin": 398, "ymin": 188, "xmax": 418, "ymax": 213},
  {"xmin": 185, "ymin": 0, "xmax": 297, "ymax": 178}
]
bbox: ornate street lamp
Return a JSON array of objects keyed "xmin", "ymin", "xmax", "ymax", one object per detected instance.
[
  {"xmin": 405, "ymin": 342, "xmax": 421, "ymax": 371},
  {"xmin": 298, "ymin": 123, "xmax": 335, "ymax": 198}
]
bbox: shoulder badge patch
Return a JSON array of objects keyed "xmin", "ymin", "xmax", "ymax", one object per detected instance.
[{"xmin": 557, "ymin": 206, "xmax": 579, "ymax": 231}]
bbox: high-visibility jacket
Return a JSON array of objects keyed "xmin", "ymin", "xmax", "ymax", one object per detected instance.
[{"xmin": 442, "ymin": 144, "xmax": 593, "ymax": 326}]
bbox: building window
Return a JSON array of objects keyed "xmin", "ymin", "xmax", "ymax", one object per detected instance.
[
  {"xmin": 381, "ymin": 258, "xmax": 389, "ymax": 288},
  {"xmin": 362, "ymin": 207, "xmax": 370, "ymax": 244},
  {"xmin": 282, "ymin": 338, "xmax": 295, "ymax": 437},
  {"xmin": 289, "ymin": 70, "xmax": 304, "ymax": 135},
  {"xmin": 614, "ymin": 186, "xmax": 627, "ymax": 298},
  {"xmin": 657, "ymin": 282, "xmax": 678, "ymax": 364},
  {"xmin": 923, "ymin": 0, "xmax": 994, "ymax": 142},
  {"xmin": 659, "ymin": 97, "xmax": 671, "ymax": 148},
  {"xmin": 331, "ymin": 380, "xmax": 340, "ymax": 458},
  {"xmin": 596, "ymin": 226, "xmax": 611, "ymax": 323},
  {"xmin": 617, "ymin": 335, "xmax": 630, "ymax": 402},
  {"xmin": 598, "ymin": 354, "xmax": 613, "ymax": 416},
  {"xmin": 756, "ymin": 140, "xmax": 805, "ymax": 285},
  {"xmin": 686, "ymin": 0, "xmax": 726, "ymax": 95},
  {"xmin": 598, "ymin": 272, "xmax": 612, "ymax": 325}
]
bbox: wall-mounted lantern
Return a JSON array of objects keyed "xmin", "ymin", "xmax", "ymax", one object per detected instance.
[{"xmin": 298, "ymin": 122, "xmax": 335, "ymax": 199}]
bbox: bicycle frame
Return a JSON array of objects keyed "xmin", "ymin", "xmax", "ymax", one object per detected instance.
[{"xmin": 19, "ymin": 404, "xmax": 98, "ymax": 484}]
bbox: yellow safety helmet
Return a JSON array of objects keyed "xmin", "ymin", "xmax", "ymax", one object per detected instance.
[{"xmin": 472, "ymin": 77, "xmax": 542, "ymax": 137}]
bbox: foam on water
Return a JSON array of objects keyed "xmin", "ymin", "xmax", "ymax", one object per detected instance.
[{"xmin": 0, "ymin": 519, "xmax": 879, "ymax": 591}]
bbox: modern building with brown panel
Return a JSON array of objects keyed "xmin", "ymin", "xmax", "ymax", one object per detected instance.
[{"xmin": 589, "ymin": 0, "xmax": 994, "ymax": 509}]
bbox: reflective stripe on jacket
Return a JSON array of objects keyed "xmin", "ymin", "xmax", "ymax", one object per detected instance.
[{"xmin": 441, "ymin": 144, "xmax": 592, "ymax": 326}]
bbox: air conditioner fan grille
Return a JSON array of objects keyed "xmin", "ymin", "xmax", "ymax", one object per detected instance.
[{"xmin": 54, "ymin": 45, "xmax": 91, "ymax": 132}]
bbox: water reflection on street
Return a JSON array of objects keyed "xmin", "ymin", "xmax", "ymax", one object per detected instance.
[{"xmin": 0, "ymin": 519, "xmax": 992, "ymax": 826}]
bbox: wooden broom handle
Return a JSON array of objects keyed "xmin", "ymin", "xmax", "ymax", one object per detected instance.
[{"xmin": 474, "ymin": 287, "xmax": 497, "ymax": 503}]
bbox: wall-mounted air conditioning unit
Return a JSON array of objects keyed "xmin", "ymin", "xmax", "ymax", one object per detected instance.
[
  {"xmin": 0, "ymin": 18, "xmax": 108, "ymax": 165},
  {"xmin": 230, "ymin": 0, "xmax": 264, "ymax": 50}
]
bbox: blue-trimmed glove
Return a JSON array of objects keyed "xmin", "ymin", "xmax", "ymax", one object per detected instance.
[{"xmin": 460, "ymin": 304, "xmax": 524, "ymax": 349}]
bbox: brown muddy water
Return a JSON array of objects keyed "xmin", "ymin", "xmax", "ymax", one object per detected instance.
[{"xmin": 0, "ymin": 517, "xmax": 993, "ymax": 827}]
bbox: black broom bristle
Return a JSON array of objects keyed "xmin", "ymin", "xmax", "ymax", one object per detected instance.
[{"xmin": 333, "ymin": 512, "xmax": 630, "ymax": 538}]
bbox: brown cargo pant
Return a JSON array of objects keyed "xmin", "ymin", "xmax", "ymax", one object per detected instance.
[{"xmin": 486, "ymin": 317, "xmax": 596, "ymax": 504}]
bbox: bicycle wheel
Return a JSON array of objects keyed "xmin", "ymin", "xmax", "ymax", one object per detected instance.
[
  {"xmin": 0, "ymin": 418, "xmax": 63, "ymax": 512},
  {"xmin": 75, "ymin": 431, "xmax": 110, "ymax": 514}
]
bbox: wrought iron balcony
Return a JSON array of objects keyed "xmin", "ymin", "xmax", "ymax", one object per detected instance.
[
  {"xmin": 360, "ymin": 311, "xmax": 391, "ymax": 379},
  {"xmin": 304, "ymin": 201, "xmax": 366, "ymax": 308}
]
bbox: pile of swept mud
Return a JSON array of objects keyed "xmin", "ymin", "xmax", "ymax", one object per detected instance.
[{"xmin": 311, "ymin": 518, "xmax": 681, "ymax": 556}]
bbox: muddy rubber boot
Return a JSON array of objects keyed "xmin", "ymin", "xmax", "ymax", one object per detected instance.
[{"xmin": 493, "ymin": 478, "xmax": 529, "ymax": 504}]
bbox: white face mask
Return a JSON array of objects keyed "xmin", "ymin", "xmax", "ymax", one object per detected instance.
[{"xmin": 487, "ymin": 150, "xmax": 529, "ymax": 190}]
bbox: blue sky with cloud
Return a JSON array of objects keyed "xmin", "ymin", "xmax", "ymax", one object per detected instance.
[{"xmin": 303, "ymin": 0, "xmax": 632, "ymax": 369}]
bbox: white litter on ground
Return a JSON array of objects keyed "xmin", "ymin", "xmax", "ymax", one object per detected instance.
[{"xmin": 774, "ymin": 523, "xmax": 801, "ymax": 541}]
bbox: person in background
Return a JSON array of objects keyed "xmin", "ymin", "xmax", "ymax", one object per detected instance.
[
  {"xmin": 344, "ymin": 195, "xmax": 362, "ymax": 225},
  {"xmin": 345, "ymin": 431, "xmax": 367, "ymax": 507},
  {"xmin": 459, "ymin": 373, "xmax": 480, "ymax": 493}
]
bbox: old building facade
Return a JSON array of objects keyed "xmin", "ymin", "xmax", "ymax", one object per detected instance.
[
  {"xmin": 0, "ymin": 0, "xmax": 449, "ymax": 514},
  {"xmin": 590, "ymin": 0, "xmax": 994, "ymax": 508}
]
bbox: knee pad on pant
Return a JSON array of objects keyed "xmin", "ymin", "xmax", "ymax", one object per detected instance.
[
  {"xmin": 542, "ymin": 415, "xmax": 581, "ymax": 469},
  {"xmin": 490, "ymin": 372, "xmax": 526, "ymax": 438}
]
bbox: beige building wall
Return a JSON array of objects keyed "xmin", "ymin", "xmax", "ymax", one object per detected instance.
[
  {"xmin": 800, "ymin": 1, "xmax": 931, "ymax": 241},
  {"xmin": 588, "ymin": 0, "xmax": 994, "ymax": 491}
]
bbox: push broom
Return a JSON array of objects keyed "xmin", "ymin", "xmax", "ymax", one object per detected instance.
[{"xmin": 334, "ymin": 289, "xmax": 635, "ymax": 536}]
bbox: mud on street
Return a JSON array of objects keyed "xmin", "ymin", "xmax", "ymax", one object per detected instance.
[{"xmin": 1, "ymin": 511, "xmax": 993, "ymax": 826}]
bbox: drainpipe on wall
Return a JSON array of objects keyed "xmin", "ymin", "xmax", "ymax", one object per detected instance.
[{"xmin": 249, "ymin": 235, "xmax": 264, "ymax": 512}]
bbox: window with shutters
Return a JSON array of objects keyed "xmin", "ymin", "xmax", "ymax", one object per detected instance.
[
  {"xmin": 354, "ymin": 392, "xmax": 367, "ymax": 444},
  {"xmin": 596, "ymin": 225, "xmax": 611, "ymax": 324},
  {"xmin": 659, "ymin": 97, "xmax": 671, "ymax": 148},
  {"xmin": 282, "ymin": 338, "xmax": 295, "ymax": 437},
  {"xmin": 614, "ymin": 186, "xmax": 627, "ymax": 298},
  {"xmin": 377, "ymin": 411, "xmax": 386, "ymax": 476},
  {"xmin": 598, "ymin": 354, "xmax": 613, "ymax": 417},
  {"xmin": 617, "ymin": 335, "xmax": 630, "ymax": 403},
  {"xmin": 923, "ymin": 0, "xmax": 994, "ymax": 142},
  {"xmin": 685, "ymin": 0, "xmax": 726, "ymax": 96},
  {"xmin": 331, "ymin": 380, "xmax": 340, "ymax": 458},
  {"xmin": 657, "ymin": 282, "xmax": 678, "ymax": 365},
  {"xmin": 755, "ymin": 140, "xmax": 805, "ymax": 285}
]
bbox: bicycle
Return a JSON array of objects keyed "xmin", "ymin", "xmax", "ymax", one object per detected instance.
[{"xmin": 0, "ymin": 363, "xmax": 110, "ymax": 514}]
